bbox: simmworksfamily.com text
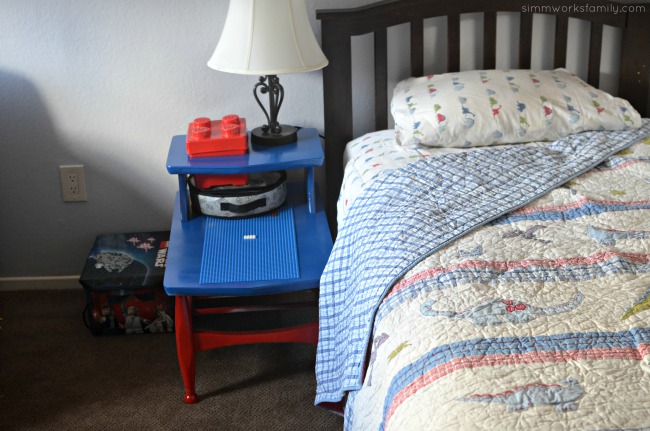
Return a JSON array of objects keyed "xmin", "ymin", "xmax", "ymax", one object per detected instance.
[{"xmin": 522, "ymin": 4, "xmax": 645, "ymax": 14}]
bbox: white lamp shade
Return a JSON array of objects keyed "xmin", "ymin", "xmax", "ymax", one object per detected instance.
[{"xmin": 208, "ymin": 0, "xmax": 328, "ymax": 75}]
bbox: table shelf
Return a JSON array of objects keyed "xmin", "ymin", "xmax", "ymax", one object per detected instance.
[
  {"xmin": 164, "ymin": 183, "xmax": 332, "ymax": 296},
  {"xmin": 166, "ymin": 127, "xmax": 324, "ymax": 221}
]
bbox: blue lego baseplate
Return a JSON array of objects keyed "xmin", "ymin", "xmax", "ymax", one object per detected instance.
[{"xmin": 199, "ymin": 205, "xmax": 300, "ymax": 284}]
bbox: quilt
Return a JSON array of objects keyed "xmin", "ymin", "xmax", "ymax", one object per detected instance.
[{"xmin": 315, "ymin": 122, "xmax": 650, "ymax": 430}]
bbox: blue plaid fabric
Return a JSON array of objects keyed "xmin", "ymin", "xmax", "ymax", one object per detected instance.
[{"xmin": 315, "ymin": 121, "xmax": 650, "ymax": 406}]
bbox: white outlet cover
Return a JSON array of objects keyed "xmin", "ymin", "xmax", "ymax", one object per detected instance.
[{"xmin": 59, "ymin": 165, "xmax": 87, "ymax": 202}]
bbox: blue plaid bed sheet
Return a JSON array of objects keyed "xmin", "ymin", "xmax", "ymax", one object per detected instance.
[{"xmin": 314, "ymin": 120, "xmax": 650, "ymax": 407}]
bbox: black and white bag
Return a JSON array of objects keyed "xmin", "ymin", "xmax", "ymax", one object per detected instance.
[{"xmin": 188, "ymin": 171, "xmax": 287, "ymax": 218}]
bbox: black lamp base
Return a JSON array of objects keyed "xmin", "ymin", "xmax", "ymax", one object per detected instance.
[{"xmin": 251, "ymin": 125, "xmax": 297, "ymax": 146}]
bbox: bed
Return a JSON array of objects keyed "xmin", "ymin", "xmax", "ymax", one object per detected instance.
[{"xmin": 314, "ymin": 0, "xmax": 650, "ymax": 429}]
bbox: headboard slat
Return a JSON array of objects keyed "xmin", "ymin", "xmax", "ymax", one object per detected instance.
[
  {"xmin": 619, "ymin": 10, "xmax": 650, "ymax": 119},
  {"xmin": 448, "ymin": 14, "xmax": 461, "ymax": 72},
  {"xmin": 588, "ymin": 22, "xmax": 603, "ymax": 87},
  {"xmin": 375, "ymin": 29, "xmax": 389, "ymax": 130},
  {"xmin": 518, "ymin": 13, "xmax": 533, "ymax": 69},
  {"xmin": 483, "ymin": 11, "xmax": 497, "ymax": 69},
  {"xmin": 411, "ymin": 20, "xmax": 424, "ymax": 76},
  {"xmin": 554, "ymin": 15, "xmax": 569, "ymax": 68}
]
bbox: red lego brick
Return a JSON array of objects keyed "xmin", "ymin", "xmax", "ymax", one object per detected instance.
[
  {"xmin": 193, "ymin": 174, "xmax": 248, "ymax": 188},
  {"xmin": 186, "ymin": 115, "xmax": 248, "ymax": 157}
]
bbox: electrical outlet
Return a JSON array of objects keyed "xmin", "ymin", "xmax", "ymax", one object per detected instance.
[{"xmin": 59, "ymin": 165, "xmax": 87, "ymax": 202}]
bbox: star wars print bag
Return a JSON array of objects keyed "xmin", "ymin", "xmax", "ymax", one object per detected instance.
[
  {"xmin": 188, "ymin": 171, "xmax": 287, "ymax": 218},
  {"xmin": 79, "ymin": 231, "xmax": 175, "ymax": 336}
]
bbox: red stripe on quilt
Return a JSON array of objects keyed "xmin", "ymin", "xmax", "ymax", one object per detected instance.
[
  {"xmin": 384, "ymin": 343, "xmax": 650, "ymax": 428},
  {"xmin": 600, "ymin": 159, "xmax": 646, "ymax": 172}
]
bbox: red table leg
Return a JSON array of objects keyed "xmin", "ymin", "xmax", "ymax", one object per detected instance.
[
  {"xmin": 173, "ymin": 293, "xmax": 319, "ymax": 403},
  {"xmin": 175, "ymin": 295, "xmax": 198, "ymax": 404}
]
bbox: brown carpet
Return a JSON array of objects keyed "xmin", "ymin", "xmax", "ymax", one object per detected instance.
[{"xmin": 0, "ymin": 289, "xmax": 343, "ymax": 431}]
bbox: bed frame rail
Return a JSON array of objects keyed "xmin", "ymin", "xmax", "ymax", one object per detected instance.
[{"xmin": 317, "ymin": 0, "xmax": 649, "ymax": 236}]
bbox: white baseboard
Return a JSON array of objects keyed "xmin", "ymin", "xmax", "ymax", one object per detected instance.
[{"xmin": 0, "ymin": 275, "xmax": 80, "ymax": 291}]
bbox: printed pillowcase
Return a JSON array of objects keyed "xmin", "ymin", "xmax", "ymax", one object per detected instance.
[{"xmin": 391, "ymin": 68, "xmax": 642, "ymax": 147}]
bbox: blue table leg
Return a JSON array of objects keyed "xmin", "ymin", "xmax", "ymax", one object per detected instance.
[
  {"xmin": 178, "ymin": 175, "xmax": 189, "ymax": 221},
  {"xmin": 306, "ymin": 167, "xmax": 315, "ymax": 214}
]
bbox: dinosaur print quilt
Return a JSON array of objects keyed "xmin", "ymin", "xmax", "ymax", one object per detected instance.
[{"xmin": 315, "ymin": 122, "xmax": 650, "ymax": 430}]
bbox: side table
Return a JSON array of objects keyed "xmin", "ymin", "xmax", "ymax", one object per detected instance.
[{"xmin": 164, "ymin": 128, "xmax": 332, "ymax": 404}]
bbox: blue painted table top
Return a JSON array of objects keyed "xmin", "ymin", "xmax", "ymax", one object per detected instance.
[{"xmin": 166, "ymin": 127, "xmax": 323, "ymax": 175}]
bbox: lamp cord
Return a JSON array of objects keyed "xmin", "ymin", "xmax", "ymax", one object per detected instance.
[{"xmin": 291, "ymin": 125, "xmax": 325, "ymax": 141}]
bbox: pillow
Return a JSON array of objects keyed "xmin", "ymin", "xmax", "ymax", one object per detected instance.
[{"xmin": 391, "ymin": 68, "xmax": 642, "ymax": 147}]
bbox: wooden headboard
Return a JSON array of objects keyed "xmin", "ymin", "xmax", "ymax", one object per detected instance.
[{"xmin": 317, "ymin": 0, "xmax": 650, "ymax": 237}]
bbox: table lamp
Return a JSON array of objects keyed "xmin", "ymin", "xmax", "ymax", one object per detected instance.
[{"xmin": 208, "ymin": 0, "xmax": 328, "ymax": 146}]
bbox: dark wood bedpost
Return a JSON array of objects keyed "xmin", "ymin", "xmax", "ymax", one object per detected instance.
[{"xmin": 320, "ymin": 18, "xmax": 353, "ymax": 238}]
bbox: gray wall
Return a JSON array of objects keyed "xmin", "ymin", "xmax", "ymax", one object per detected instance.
[
  {"xmin": 0, "ymin": 0, "xmax": 368, "ymax": 280},
  {"xmin": 0, "ymin": 0, "xmax": 626, "ymax": 280}
]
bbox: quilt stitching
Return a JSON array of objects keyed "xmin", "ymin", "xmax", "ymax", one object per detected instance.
[{"xmin": 316, "ymin": 121, "xmax": 650, "ymax": 406}]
